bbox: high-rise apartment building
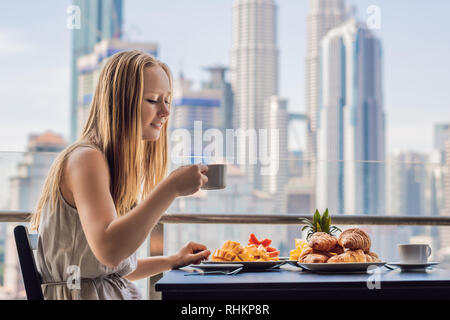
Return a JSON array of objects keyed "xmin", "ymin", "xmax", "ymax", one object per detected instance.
[
  {"xmin": 304, "ymin": 0, "xmax": 346, "ymax": 179},
  {"xmin": 316, "ymin": 18, "xmax": 385, "ymax": 216},
  {"xmin": 70, "ymin": 0, "xmax": 123, "ymax": 141},
  {"xmin": 231, "ymin": 0, "xmax": 279, "ymax": 186}
]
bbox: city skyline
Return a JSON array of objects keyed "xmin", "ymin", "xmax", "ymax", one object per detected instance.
[
  {"xmin": 0, "ymin": 0, "xmax": 449, "ymax": 156},
  {"xmin": 1, "ymin": 1, "xmax": 450, "ymax": 298}
]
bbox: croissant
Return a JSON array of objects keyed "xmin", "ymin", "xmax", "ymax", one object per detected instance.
[
  {"xmin": 308, "ymin": 232, "xmax": 338, "ymax": 252},
  {"xmin": 298, "ymin": 253, "xmax": 329, "ymax": 263},
  {"xmin": 330, "ymin": 243, "xmax": 344, "ymax": 255},
  {"xmin": 365, "ymin": 251, "xmax": 381, "ymax": 262},
  {"xmin": 338, "ymin": 228, "xmax": 371, "ymax": 252},
  {"xmin": 299, "ymin": 246, "xmax": 313, "ymax": 258},
  {"xmin": 327, "ymin": 249, "xmax": 367, "ymax": 263},
  {"xmin": 299, "ymin": 246, "xmax": 333, "ymax": 258}
]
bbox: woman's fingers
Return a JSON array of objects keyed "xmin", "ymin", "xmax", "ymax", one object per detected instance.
[
  {"xmin": 197, "ymin": 163, "xmax": 208, "ymax": 173},
  {"xmin": 190, "ymin": 249, "xmax": 210, "ymax": 264},
  {"xmin": 188, "ymin": 241, "xmax": 207, "ymax": 252},
  {"xmin": 200, "ymin": 174, "xmax": 208, "ymax": 187}
]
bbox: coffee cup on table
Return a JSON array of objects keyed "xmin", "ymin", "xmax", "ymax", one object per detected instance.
[
  {"xmin": 201, "ymin": 164, "xmax": 227, "ymax": 190},
  {"xmin": 398, "ymin": 244, "xmax": 432, "ymax": 264}
]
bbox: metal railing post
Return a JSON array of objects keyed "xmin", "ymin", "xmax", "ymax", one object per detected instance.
[{"xmin": 148, "ymin": 221, "xmax": 164, "ymax": 300}]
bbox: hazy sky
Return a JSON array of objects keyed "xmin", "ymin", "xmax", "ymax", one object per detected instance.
[{"xmin": 0, "ymin": 0, "xmax": 449, "ymax": 155}]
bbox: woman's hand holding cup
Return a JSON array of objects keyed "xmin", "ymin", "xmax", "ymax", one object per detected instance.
[{"xmin": 167, "ymin": 164, "xmax": 208, "ymax": 196}]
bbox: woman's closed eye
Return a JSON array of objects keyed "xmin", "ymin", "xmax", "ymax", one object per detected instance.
[{"xmin": 146, "ymin": 98, "xmax": 170, "ymax": 104}]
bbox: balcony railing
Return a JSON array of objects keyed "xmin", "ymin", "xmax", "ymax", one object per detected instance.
[
  {"xmin": 3, "ymin": 210, "xmax": 450, "ymax": 225},
  {"xmin": 2, "ymin": 210, "xmax": 450, "ymax": 299}
]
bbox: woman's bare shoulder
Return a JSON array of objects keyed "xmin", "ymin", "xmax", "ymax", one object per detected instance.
[
  {"xmin": 64, "ymin": 145, "xmax": 110, "ymax": 184},
  {"xmin": 60, "ymin": 145, "xmax": 110, "ymax": 207}
]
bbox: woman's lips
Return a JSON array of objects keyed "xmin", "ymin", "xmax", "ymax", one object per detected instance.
[{"xmin": 151, "ymin": 123, "xmax": 162, "ymax": 130}]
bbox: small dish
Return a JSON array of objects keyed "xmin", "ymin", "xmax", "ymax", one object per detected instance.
[{"xmin": 386, "ymin": 262, "xmax": 439, "ymax": 272}]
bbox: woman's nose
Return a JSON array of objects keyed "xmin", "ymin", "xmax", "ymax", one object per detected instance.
[{"xmin": 159, "ymin": 101, "xmax": 170, "ymax": 118}]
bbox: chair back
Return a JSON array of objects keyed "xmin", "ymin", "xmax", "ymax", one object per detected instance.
[{"xmin": 14, "ymin": 225, "xmax": 44, "ymax": 300}]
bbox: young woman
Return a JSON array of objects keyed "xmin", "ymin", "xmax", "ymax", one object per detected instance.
[{"xmin": 30, "ymin": 51, "xmax": 211, "ymax": 300}]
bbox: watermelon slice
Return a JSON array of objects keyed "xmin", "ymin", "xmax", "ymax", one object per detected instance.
[
  {"xmin": 248, "ymin": 233, "xmax": 260, "ymax": 246},
  {"xmin": 268, "ymin": 250, "xmax": 280, "ymax": 258},
  {"xmin": 260, "ymin": 238, "xmax": 272, "ymax": 247},
  {"xmin": 248, "ymin": 233, "xmax": 272, "ymax": 247}
]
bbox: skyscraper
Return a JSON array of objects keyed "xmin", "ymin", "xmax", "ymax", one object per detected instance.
[
  {"xmin": 316, "ymin": 18, "xmax": 385, "ymax": 215},
  {"xmin": 70, "ymin": 0, "xmax": 123, "ymax": 141},
  {"xmin": 305, "ymin": 0, "xmax": 346, "ymax": 179},
  {"xmin": 231, "ymin": 0, "xmax": 279, "ymax": 186},
  {"xmin": 202, "ymin": 66, "xmax": 234, "ymax": 132}
]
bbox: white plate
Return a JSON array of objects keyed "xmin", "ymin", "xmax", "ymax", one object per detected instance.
[
  {"xmin": 202, "ymin": 260, "xmax": 284, "ymax": 270},
  {"xmin": 189, "ymin": 263, "xmax": 243, "ymax": 272},
  {"xmin": 386, "ymin": 262, "xmax": 439, "ymax": 271},
  {"xmin": 297, "ymin": 262, "xmax": 386, "ymax": 273}
]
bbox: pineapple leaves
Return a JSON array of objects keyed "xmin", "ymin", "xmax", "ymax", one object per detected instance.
[
  {"xmin": 321, "ymin": 208, "xmax": 330, "ymax": 233},
  {"xmin": 313, "ymin": 209, "xmax": 322, "ymax": 232},
  {"xmin": 300, "ymin": 208, "xmax": 341, "ymax": 239},
  {"xmin": 313, "ymin": 209, "xmax": 321, "ymax": 225}
]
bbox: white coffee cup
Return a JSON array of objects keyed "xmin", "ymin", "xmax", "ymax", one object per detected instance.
[{"xmin": 398, "ymin": 244, "xmax": 432, "ymax": 264}]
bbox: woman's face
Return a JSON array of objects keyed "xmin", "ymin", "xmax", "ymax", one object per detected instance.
[{"xmin": 141, "ymin": 65, "xmax": 171, "ymax": 141}]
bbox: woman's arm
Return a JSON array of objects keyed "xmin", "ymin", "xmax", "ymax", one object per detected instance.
[
  {"xmin": 66, "ymin": 147, "xmax": 208, "ymax": 268},
  {"xmin": 124, "ymin": 257, "xmax": 173, "ymax": 281},
  {"xmin": 124, "ymin": 242, "xmax": 211, "ymax": 281}
]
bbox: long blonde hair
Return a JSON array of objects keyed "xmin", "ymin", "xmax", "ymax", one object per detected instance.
[{"xmin": 30, "ymin": 51, "xmax": 172, "ymax": 230}]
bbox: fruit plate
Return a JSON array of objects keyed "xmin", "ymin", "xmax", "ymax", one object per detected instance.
[
  {"xmin": 202, "ymin": 260, "xmax": 284, "ymax": 271},
  {"xmin": 297, "ymin": 262, "xmax": 386, "ymax": 273}
]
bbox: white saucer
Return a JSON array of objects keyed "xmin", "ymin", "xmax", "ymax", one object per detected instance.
[{"xmin": 386, "ymin": 262, "xmax": 439, "ymax": 271}]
